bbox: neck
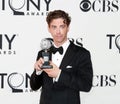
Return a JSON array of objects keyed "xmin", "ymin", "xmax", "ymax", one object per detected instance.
[{"xmin": 54, "ymin": 39, "xmax": 67, "ymax": 47}]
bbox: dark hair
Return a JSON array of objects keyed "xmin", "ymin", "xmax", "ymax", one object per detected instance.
[{"xmin": 46, "ymin": 10, "xmax": 71, "ymax": 26}]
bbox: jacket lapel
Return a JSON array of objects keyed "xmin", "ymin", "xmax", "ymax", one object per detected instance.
[{"xmin": 59, "ymin": 42, "xmax": 75, "ymax": 70}]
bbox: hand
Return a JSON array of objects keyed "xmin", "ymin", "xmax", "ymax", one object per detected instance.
[
  {"xmin": 43, "ymin": 61, "xmax": 61, "ymax": 78},
  {"xmin": 34, "ymin": 58, "xmax": 44, "ymax": 71}
]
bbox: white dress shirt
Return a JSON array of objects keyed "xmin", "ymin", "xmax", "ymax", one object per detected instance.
[{"xmin": 52, "ymin": 39, "xmax": 70, "ymax": 82}]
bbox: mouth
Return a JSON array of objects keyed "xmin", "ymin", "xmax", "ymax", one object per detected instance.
[{"xmin": 56, "ymin": 34, "xmax": 62, "ymax": 38}]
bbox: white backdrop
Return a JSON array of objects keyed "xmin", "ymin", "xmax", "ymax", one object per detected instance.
[{"xmin": 0, "ymin": 0, "xmax": 120, "ymax": 104}]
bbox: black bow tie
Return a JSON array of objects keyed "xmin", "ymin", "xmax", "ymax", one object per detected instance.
[{"xmin": 51, "ymin": 46, "xmax": 63, "ymax": 55}]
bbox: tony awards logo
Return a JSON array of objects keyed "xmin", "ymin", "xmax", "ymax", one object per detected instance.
[{"xmin": 40, "ymin": 38, "xmax": 53, "ymax": 69}]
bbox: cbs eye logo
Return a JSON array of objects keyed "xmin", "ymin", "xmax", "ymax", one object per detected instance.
[
  {"xmin": 79, "ymin": 0, "xmax": 91, "ymax": 12},
  {"xmin": 79, "ymin": 0, "xmax": 119, "ymax": 12}
]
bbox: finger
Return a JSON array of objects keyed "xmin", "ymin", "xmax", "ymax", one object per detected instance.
[
  {"xmin": 39, "ymin": 58, "xmax": 44, "ymax": 64},
  {"xmin": 49, "ymin": 61, "xmax": 56, "ymax": 69},
  {"xmin": 43, "ymin": 69, "xmax": 51, "ymax": 72},
  {"xmin": 34, "ymin": 59, "xmax": 43, "ymax": 70},
  {"xmin": 34, "ymin": 62, "xmax": 41, "ymax": 70},
  {"xmin": 49, "ymin": 61, "xmax": 54, "ymax": 66}
]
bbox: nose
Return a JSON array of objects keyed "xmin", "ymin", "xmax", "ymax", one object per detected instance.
[{"xmin": 56, "ymin": 28, "xmax": 60, "ymax": 34}]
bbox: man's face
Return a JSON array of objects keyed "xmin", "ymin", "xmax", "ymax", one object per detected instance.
[{"xmin": 48, "ymin": 18, "xmax": 69, "ymax": 46}]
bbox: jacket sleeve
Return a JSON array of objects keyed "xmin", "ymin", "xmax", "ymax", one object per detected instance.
[
  {"xmin": 30, "ymin": 70, "xmax": 43, "ymax": 91},
  {"xmin": 30, "ymin": 51, "xmax": 43, "ymax": 91}
]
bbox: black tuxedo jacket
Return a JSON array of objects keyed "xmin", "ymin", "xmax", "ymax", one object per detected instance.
[{"xmin": 30, "ymin": 41, "xmax": 93, "ymax": 104}]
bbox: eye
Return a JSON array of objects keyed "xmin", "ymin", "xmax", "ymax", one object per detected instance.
[
  {"xmin": 51, "ymin": 25, "xmax": 56, "ymax": 29},
  {"xmin": 80, "ymin": 0, "xmax": 91, "ymax": 12},
  {"xmin": 60, "ymin": 25, "xmax": 65, "ymax": 29}
]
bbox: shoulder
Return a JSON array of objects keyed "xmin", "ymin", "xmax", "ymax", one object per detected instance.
[
  {"xmin": 70, "ymin": 41, "xmax": 90, "ymax": 54},
  {"xmin": 70, "ymin": 42, "xmax": 92, "ymax": 61}
]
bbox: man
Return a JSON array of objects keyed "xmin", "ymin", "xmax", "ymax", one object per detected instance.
[{"xmin": 30, "ymin": 10, "xmax": 93, "ymax": 104}]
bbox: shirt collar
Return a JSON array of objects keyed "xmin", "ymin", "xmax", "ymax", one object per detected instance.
[
  {"xmin": 52, "ymin": 39, "xmax": 70, "ymax": 55},
  {"xmin": 62, "ymin": 39, "xmax": 70, "ymax": 54}
]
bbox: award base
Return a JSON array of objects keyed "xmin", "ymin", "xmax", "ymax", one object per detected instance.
[
  {"xmin": 41, "ymin": 51, "xmax": 53, "ymax": 69},
  {"xmin": 41, "ymin": 64, "xmax": 53, "ymax": 69}
]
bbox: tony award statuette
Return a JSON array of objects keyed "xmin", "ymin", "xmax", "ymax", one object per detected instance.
[{"xmin": 40, "ymin": 38, "xmax": 53, "ymax": 69}]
